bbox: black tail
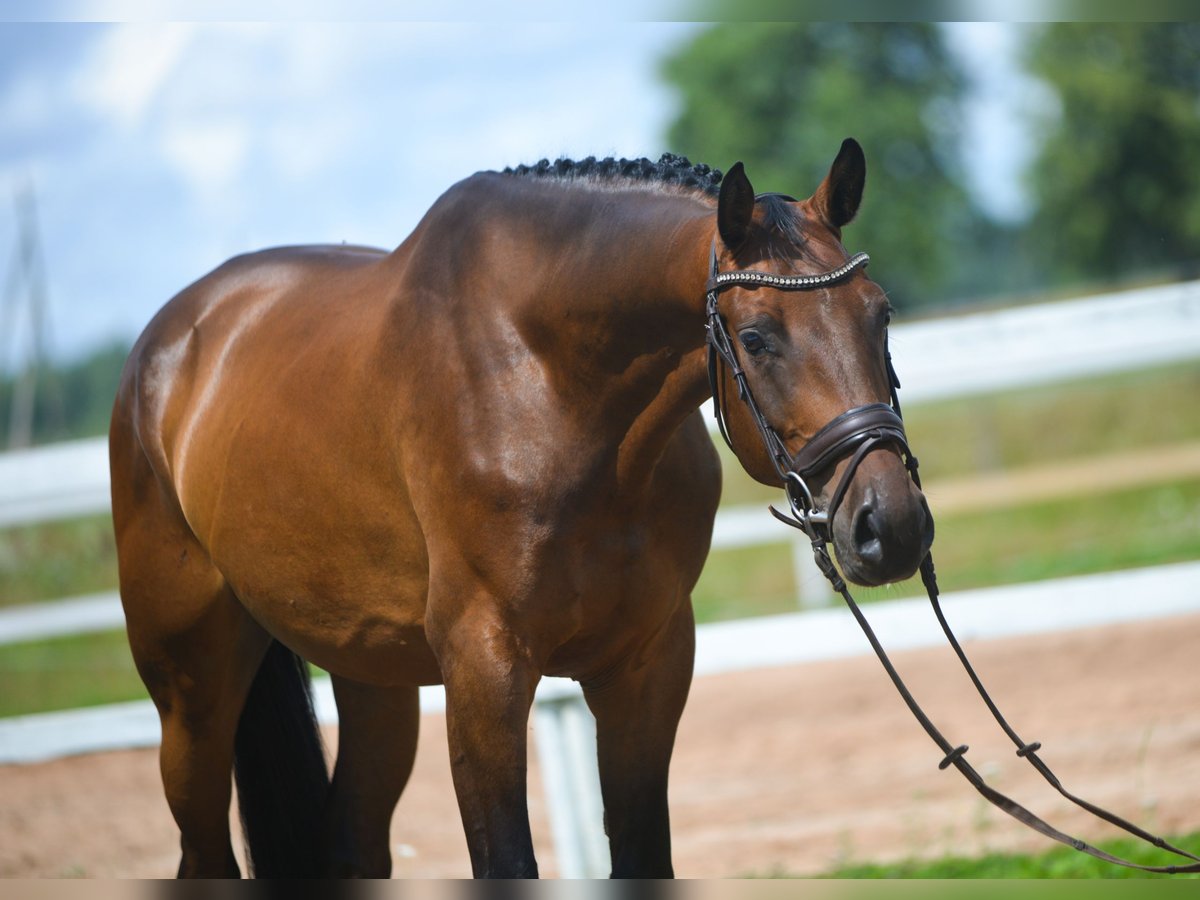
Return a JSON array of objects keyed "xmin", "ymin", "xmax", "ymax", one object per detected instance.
[{"xmin": 234, "ymin": 640, "xmax": 330, "ymax": 878}]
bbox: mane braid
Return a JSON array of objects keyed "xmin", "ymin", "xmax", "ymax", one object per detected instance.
[{"xmin": 502, "ymin": 153, "xmax": 723, "ymax": 196}]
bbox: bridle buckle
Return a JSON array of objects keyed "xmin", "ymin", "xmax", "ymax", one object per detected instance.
[{"xmin": 770, "ymin": 471, "xmax": 826, "ymax": 535}]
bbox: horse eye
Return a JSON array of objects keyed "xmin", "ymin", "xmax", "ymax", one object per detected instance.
[{"xmin": 739, "ymin": 330, "xmax": 767, "ymax": 355}]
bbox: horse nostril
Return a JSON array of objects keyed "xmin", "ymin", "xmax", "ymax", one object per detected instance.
[{"xmin": 852, "ymin": 503, "xmax": 884, "ymax": 564}]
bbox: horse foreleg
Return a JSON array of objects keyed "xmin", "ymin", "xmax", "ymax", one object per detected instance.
[
  {"xmin": 582, "ymin": 600, "xmax": 695, "ymax": 878},
  {"xmin": 324, "ymin": 677, "xmax": 420, "ymax": 877},
  {"xmin": 428, "ymin": 604, "xmax": 541, "ymax": 878}
]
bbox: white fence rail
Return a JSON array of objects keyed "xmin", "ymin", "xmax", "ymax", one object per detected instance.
[
  {"xmin": 0, "ymin": 436, "xmax": 110, "ymax": 529},
  {"xmin": 3, "ymin": 277, "xmax": 1200, "ymax": 876}
]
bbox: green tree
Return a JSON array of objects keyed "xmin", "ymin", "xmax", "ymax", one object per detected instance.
[
  {"xmin": 0, "ymin": 340, "xmax": 130, "ymax": 447},
  {"xmin": 660, "ymin": 22, "xmax": 984, "ymax": 311},
  {"xmin": 1023, "ymin": 23, "xmax": 1200, "ymax": 284}
]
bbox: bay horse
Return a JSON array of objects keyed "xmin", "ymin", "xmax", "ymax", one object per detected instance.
[{"xmin": 109, "ymin": 138, "xmax": 933, "ymax": 878}]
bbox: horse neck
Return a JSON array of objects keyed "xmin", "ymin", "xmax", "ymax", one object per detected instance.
[{"xmin": 511, "ymin": 188, "xmax": 716, "ymax": 477}]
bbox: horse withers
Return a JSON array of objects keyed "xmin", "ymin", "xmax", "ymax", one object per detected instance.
[{"xmin": 109, "ymin": 138, "xmax": 932, "ymax": 878}]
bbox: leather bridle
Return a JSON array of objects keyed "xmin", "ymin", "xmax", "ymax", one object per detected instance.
[
  {"xmin": 704, "ymin": 230, "xmax": 1200, "ymax": 874},
  {"xmin": 705, "ymin": 240, "xmax": 910, "ymax": 539}
]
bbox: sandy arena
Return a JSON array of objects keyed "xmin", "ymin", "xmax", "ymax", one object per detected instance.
[{"xmin": 2, "ymin": 612, "xmax": 1198, "ymax": 878}]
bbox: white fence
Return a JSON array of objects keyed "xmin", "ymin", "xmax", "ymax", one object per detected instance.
[
  {"xmin": 0, "ymin": 436, "xmax": 110, "ymax": 529},
  {"xmin": 3, "ymin": 276, "xmax": 1200, "ymax": 876}
]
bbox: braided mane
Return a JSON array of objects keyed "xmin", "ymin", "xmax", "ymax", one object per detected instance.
[
  {"xmin": 501, "ymin": 154, "xmax": 809, "ymax": 257},
  {"xmin": 502, "ymin": 153, "xmax": 723, "ymax": 197}
]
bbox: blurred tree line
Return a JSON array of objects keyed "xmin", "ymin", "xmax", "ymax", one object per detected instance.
[
  {"xmin": 0, "ymin": 341, "xmax": 129, "ymax": 448},
  {"xmin": 1023, "ymin": 23, "xmax": 1200, "ymax": 284},
  {"xmin": 661, "ymin": 21, "xmax": 1200, "ymax": 311}
]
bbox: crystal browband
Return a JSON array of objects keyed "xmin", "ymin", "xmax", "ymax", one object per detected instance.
[{"xmin": 707, "ymin": 251, "xmax": 870, "ymax": 292}]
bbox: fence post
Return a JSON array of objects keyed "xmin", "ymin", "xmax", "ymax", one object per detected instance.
[{"xmin": 531, "ymin": 689, "xmax": 609, "ymax": 878}]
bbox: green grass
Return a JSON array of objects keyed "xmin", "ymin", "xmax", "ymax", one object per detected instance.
[
  {"xmin": 904, "ymin": 479, "xmax": 1200, "ymax": 595},
  {"xmin": 0, "ymin": 513, "xmax": 117, "ymax": 608},
  {"xmin": 813, "ymin": 830, "xmax": 1200, "ymax": 878},
  {"xmin": 0, "ymin": 629, "xmax": 141, "ymax": 718},
  {"xmin": 899, "ymin": 361, "xmax": 1200, "ymax": 479},
  {"xmin": 692, "ymin": 541, "xmax": 798, "ymax": 622}
]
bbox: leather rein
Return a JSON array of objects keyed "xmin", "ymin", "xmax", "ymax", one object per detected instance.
[{"xmin": 704, "ymin": 236, "xmax": 1200, "ymax": 874}]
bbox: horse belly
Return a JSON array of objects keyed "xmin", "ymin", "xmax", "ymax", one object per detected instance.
[
  {"xmin": 249, "ymin": 594, "xmax": 442, "ymax": 688},
  {"xmin": 196, "ymin": 423, "xmax": 441, "ymax": 685}
]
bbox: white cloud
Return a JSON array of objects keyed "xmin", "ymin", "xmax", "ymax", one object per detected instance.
[
  {"xmin": 73, "ymin": 24, "xmax": 194, "ymax": 129},
  {"xmin": 159, "ymin": 117, "xmax": 250, "ymax": 197}
]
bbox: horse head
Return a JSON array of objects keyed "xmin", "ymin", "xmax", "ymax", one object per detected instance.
[{"xmin": 707, "ymin": 138, "xmax": 933, "ymax": 587}]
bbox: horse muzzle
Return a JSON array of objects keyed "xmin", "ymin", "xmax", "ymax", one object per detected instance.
[
  {"xmin": 833, "ymin": 463, "xmax": 934, "ymax": 587},
  {"xmin": 777, "ymin": 402, "xmax": 934, "ymax": 587}
]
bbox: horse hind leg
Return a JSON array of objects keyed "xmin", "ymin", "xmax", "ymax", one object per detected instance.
[
  {"xmin": 323, "ymin": 676, "xmax": 420, "ymax": 877},
  {"xmin": 111, "ymin": 408, "xmax": 291, "ymax": 875},
  {"xmin": 116, "ymin": 506, "xmax": 272, "ymax": 877}
]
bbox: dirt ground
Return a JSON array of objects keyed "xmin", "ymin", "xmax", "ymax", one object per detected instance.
[{"xmin": 2, "ymin": 611, "xmax": 1198, "ymax": 879}]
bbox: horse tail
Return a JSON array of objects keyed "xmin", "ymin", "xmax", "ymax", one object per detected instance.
[{"xmin": 233, "ymin": 639, "xmax": 330, "ymax": 878}]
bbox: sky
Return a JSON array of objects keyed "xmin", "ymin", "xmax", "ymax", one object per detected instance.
[{"xmin": 0, "ymin": 19, "xmax": 1041, "ymax": 369}]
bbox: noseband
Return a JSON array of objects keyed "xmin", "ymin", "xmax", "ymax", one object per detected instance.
[{"xmin": 701, "ymin": 234, "xmax": 1200, "ymax": 875}]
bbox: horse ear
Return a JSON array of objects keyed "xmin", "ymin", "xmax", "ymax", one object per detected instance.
[
  {"xmin": 718, "ymin": 161, "xmax": 755, "ymax": 251},
  {"xmin": 811, "ymin": 137, "xmax": 866, "ymax": 230}
]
